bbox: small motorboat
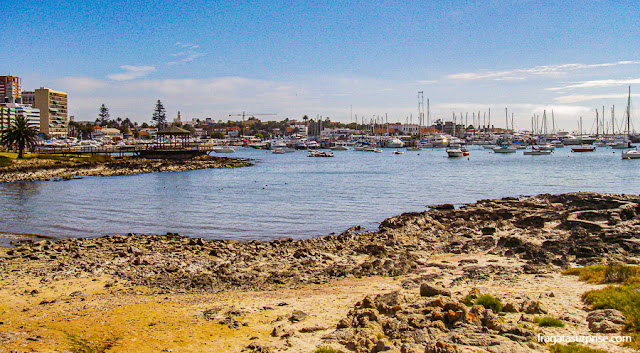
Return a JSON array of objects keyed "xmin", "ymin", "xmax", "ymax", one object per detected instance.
[
  {"xmin": 307, "ymin": 150, "xmax": 334, "ymax": 157},
  {"xmin": 571, "ymin": 146, "xmax": 596, "ymax": 152},
  {"xmin": 393, "ymin": 150, "xmax": 404, "ymax": 154},
  {"xmin": 212, "ymin": 147, "xmax": 236, "ymax": 153},
  {"xmin": 446, "ymin": 148, "xmax": 463, "ymax": 157},
  {"xmin": 523, "ymin": 150, "xmax": 553, "ymax": 155},
  {"xmin": 622, "ymin": 149, "xmax": 640, "ymax": 159},
  {"xmin": 492, "ymin": 146, "xmax": 517, "ymax": 153}
]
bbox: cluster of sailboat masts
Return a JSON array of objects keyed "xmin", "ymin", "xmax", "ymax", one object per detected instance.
[{"xmin": 341, "ymin": 87, "xmax": 635, "ymax": 138}]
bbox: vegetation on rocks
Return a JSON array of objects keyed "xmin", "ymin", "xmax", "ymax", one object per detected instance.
[
  {"xmin": 565, "ymin": 264, "xmax": 640, "ymax": 349},
  {"xmin": 0, "ymin": 154, "xmax": 252, "ymax": 183},
  {"xmin": 534, "ymin": 316, "xmax": 565, "ymax": 327},
  {"xmin": 474, "ymin": 294, "xmax": 503, "ymax": 313}
]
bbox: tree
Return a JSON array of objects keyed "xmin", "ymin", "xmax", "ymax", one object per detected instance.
[
  {"xmin": 211, "ymin": 131, "xmax": 224, "ymax": 139},
  {"xmin": 98, "ymin": 104, "xmax": 110, "ymax": 126},
  {"xmin": 1, "ymin": 115, "xmax": 38, "ymax": 158},
  {"xmin": 152, "ymin": 100, "xmax": 167, "ymax": 128}
]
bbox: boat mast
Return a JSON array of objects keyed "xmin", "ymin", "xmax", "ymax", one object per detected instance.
[
  {"xmin": 505, "ymin": 108, "xmax": 508, "ymax": 132},
  {"xmin": 627, "ymin": 86, "xmax": 631, "ymax": 138}
]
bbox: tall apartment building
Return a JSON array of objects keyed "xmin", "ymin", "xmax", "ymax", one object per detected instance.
[
  {"xmin": 0, "ymin": 104, "xmax": 40, "ymax": 133},
  {"xmin": 22, "ymin": 87, "xmax": 68, "ymax": 137},
  {"xmin": 0, "ymin": 76, "xmax": 21, "ymax": 103}
]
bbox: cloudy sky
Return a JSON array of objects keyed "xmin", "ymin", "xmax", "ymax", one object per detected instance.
[{"xmin": 1, "ymin": 0, "xmax": 638, "ymax": 132}]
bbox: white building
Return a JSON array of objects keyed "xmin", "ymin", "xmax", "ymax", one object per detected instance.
[{"xmin": 0, "ymin": 102, "xmax": 40, "ymax": 134}]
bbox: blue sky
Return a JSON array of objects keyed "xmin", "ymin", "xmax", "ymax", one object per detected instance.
[{"xmin": 2, "ymin": 0, "xmax": 639, "ymax": 132}]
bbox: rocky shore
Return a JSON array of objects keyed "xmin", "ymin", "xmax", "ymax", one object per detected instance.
[
  {"xmin": 1, "ymin": 192, "xmax": 639, "ymax": 352},
  {"xmin": 0, "ymin": 154, "xmax": 252, "ymax": 183}
]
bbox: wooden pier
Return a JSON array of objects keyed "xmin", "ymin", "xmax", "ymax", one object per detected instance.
[{"xmin": 35, "ymin": 144, "xmax": 216, "ymax": 159}]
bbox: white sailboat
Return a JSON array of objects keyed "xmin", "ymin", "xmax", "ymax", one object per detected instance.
[{"xmin": 621, "ymin": 86, "xmax": 640, "ymax": 159}]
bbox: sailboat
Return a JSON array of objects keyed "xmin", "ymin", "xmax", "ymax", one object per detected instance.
[
  {"xmin": 407, "ymin": 93, "xmax": 425, "ymax": 151},
  {"xmin": 621, "ymin": 86, "xmax": 640, "ymax": 159}
]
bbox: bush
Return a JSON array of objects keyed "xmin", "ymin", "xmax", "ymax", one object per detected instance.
[
  {"xmin": 563, "ymin": 264, "xmax": 640, "ymax": 284},
  {"xmin": 534, "ymin": 316, "xmax": 565, "ymax": 327},
  {"xmin": 582, "ymin": 284, "xmax": 640, "ymax": 330},
  {"xmin": 315, "ymin": 347, "xmax": 345, "ymax": 353},
  {"xmin": 474, "ymin": 295, "xmax": 503, "ymax": 313}
]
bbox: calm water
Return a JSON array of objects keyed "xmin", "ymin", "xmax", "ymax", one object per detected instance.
[{"xmin": 1, "ymin": 147, "xmax": 639, "ymax": 241}]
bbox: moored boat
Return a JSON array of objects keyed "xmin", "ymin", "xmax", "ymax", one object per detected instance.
[
  {"xmin": 622, "ymin": 149, "xmax": 640, "ymax": 159},
  {"xmin": 307, "ymin": 150, "xmax": 334, "ymax": 157},
  {"xmin": 212, "ymin": 147, "xmax": 236, "ymax": 153},
  {"xmin": 523, "ymin": 150, "xmax": 552, "ymax": 155},
  {"xmin": 571, "ymin": 146, "xmax": 596, "ymax": 152},
  {"xmin": 492, "ymin": 146, "xmax": 517, "ymax": 153},
  {"xmin": 446, "ymin": 148, "xmax": 463, "ymax": 157}
]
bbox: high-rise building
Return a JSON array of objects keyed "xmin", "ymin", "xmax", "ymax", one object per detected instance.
[
  {"xmin": 30, "ymin": 87, "xmax": 68, "ymax": 137},
  {"xmin": 0, "ymin": 76, "xmax": 21, "ymax": 103},
  {"xmin": 0, "ymin": 103, "xmax": 40, "ymax": 134}
]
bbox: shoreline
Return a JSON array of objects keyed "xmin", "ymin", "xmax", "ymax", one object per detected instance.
[
  {"xmin": 1, "ymin": 192, "xmax": 639, "ymax": 352},
  {"xmin": 0, "ymin": 154, "xmax": 253, "ymax": 183}
]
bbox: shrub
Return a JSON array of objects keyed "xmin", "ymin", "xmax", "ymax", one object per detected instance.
[
  {"xmin": 563, "ymin": 264, "xmax": 640, "ymax": 284},
  {"xmin": 315, "ymin": 347, "xmax": 345, "ymax": 353},
  {"xmin": 582, "ymin": 284, "xmax": 640, "ymax": 330},
  {"xmin": 474, "ymin": 295, "xmax": 503, "ymax": 313},
  {"xmin": 534, "ymin": 316, "xmax": 565, "ymax": 327}
]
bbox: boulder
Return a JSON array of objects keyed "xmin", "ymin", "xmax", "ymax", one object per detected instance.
[
  {"xmin": 420, "ymin": 283, "xmax": 451, "ymax": 297},
  {"xmin": 586, "ymin": 309, "xmax": 626, "ymax": 333}
]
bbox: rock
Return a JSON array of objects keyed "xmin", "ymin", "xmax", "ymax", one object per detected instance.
[
  {"xmin": 372, "ymin": 338, "xmax": 395, "ymax": 352},
  {"xmin": 520, "ymin": 300, "xmax": 546, "ymax": 314},
  {"xmin": 289, "ymin": 310, "xmax": 308, "ymax": 323},
  {"xmin": 481, "ymin": 227, "xmax": 496, "ymax": 235},
  {"xmin": 244, "ymin": 343, "xmax": 272, "ymax": 352},
  {"xmin": 425, "ymin": 341, "xmax": 458, "ymax": 353},
  {"xmin": 586, "ymin": 309, "xmax": 626, "ymax": 333},
  {"xmin": 271, "ymin": 324, "xmax": 295, "ymax": 338},
  {"xmin": 299, "ymin": 326, "xmax": 326, "ymax": 333},
  {"xmin": 502, "ymin": 303, "xmax": 519, "ymax": 313},
  {"xmin": 430, "ymin": 204, "xmax": 455, "ymax": 211},
  {"xmin": 420, "ymin": 283, "xmax": 451, "ymax": 297}
]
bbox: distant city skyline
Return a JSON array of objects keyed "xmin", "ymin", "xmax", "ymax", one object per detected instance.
[{"xmin": 2, "ymin": 0, "xmax": 638, "ymax": 133}]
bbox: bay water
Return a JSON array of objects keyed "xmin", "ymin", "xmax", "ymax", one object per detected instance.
[{"xmin": 0, "ymin": 147, "xmax": 638, "ymax": 242}]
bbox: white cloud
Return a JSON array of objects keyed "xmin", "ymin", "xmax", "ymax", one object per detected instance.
[
  {"xmin": 108, "ymin": 65, "xmax": 156, "ymax": 81},
  {"xmin": 554, "ymin": 93, "xmax": 630, "ymax": 104},
  {"xmin": 446, "ymin": 61, "xmax": 640, "ymax": 81},
  {"xmin": 168, "ymin": 42, "xmax": 205, "ymax": 65},
  {"xmin": 57, "ymin": 76, "xmax": 107, "ymax": 92},
  {"xmin": 548, "ymin": 78, "xmax": 640, "ymax": 91}
]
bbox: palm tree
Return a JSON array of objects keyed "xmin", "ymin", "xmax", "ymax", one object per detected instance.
[{"xmin": 1, "ymin": 115, "xmax": 38, "ymax": 158}]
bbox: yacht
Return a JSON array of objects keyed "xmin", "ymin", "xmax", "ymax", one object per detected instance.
[{"xmin": 387, "ymin": 138, "xmax": 405, "ymax": 148}]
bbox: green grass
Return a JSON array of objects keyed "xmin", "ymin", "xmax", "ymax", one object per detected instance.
[
  {"xmin": 564, "ymin": 264, "xmax": 640, "ymax": 349},
  {"xmin": 0, "ymin": 155, "xmax": 12, "ymax": 167},
  {"xmin": 582, "ymin": 284, "xmax": 640, "ymax": 330},
  {"xmin": 315, "ymin": 347, "xmax": 345, "ymax": 353},
  {"xmin": 474, "ymin": 295, "xmax": 503, "ymax": 313},
  {"xmin": 563, "ymin": 264, "xmax": 640, "ymax": 284},
  {"xmin": 548, "ymin": 343, "xmax": 608, "ymax": 353},
  {"xmin": 534, "ymin": 316, "xmax": 565, "ymax": 327}
]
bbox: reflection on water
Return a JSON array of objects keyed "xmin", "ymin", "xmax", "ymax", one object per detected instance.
[{"xmin": 0, "ymin": 147, "xmax": 639, "ymax": 241}]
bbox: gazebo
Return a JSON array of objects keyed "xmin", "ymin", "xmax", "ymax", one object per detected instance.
[
  {"xmin": 155, "ymin": 126, "xmax": 191, "ymax": 148},
  {"xmin": 138, "ymin": 125, "xmax": 204, "ymax": 159}
]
